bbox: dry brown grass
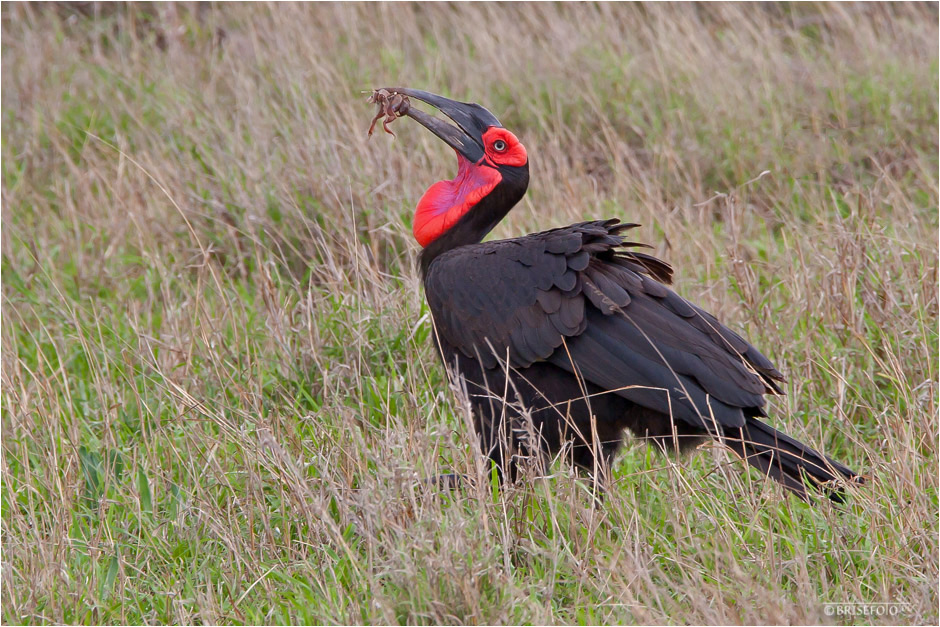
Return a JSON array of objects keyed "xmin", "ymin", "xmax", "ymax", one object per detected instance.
[{"xmin": 2, "ymin": 2, "xmax": 937, "ymax": 624}]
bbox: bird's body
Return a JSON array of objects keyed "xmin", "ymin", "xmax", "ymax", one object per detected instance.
[
  {"xmin": 370, "ymin": 87, "xmax": 859, "ymax": 501},
  {"xmin": 422, "ymin": 219, "xmax": 856, "ymax": 496}
]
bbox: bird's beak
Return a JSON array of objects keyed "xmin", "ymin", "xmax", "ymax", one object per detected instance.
[{"xmin": 380, "ymin": 87, "xmax": 502, "ymax": 163}]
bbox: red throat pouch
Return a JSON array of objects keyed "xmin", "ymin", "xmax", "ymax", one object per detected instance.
[{"xmin": 413, "ymin": 154, "xmax": 502, "ymax": 247}]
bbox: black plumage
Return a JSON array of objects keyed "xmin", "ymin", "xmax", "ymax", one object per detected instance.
[{"xmin": 423, "ymin": 219, "xmax": 857, "ymax": 500}]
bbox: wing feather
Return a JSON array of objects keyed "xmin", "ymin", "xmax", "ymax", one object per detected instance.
[{"xmin": 424, "ymin": 219, "xmax": 784, "ymax": 421}]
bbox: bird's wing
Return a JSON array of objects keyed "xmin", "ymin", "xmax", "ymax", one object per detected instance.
[{"xmin": 424, "ymin": 219, "xmax": 784, "ymax": 430}]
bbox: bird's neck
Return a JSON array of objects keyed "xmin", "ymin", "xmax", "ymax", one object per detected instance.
[{"xmin": 419, "ymin": 171, "xmax": 528, "ymax": 277}]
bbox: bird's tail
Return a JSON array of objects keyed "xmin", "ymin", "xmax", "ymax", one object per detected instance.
[{"xmin": 722, "ymin": 417, "xmax": 861, "ymax": 503}]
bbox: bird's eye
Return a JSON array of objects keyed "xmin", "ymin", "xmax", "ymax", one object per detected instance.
[{"xmin": 493, "ymin": 139, "xmax": 507, "ymax": 152}]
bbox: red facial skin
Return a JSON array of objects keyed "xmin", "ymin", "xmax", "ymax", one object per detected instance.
[
  {"xmin": 413, "ymin": 127, "xmax": 527, "ymax": 247},
  {"xmin": 480, "ymin": 127, "xmax": 527, "ymax": 168}
]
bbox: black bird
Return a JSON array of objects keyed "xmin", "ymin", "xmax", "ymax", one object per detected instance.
[{"xmin": 372, "ymin": 87, "xmax": 860, "ymax": 501}]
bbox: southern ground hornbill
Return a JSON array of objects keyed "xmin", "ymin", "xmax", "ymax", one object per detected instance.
[{"xmin": 368, "ymin": 87, "xmax": 860, "ymax": 502}]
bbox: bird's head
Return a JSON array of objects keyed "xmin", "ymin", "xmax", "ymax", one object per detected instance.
[{"xmin": 373, "ymin": 88, "xmax": 530, "ymax": 252}]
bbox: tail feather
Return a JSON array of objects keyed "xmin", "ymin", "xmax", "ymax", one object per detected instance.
[{"xmin": 723, "ymin": 417, "xmax": 860, "ymax": 503}]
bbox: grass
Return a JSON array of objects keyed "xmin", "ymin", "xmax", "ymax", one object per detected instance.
[{"xmin": 1, "ymin": 2, "xmax": 937, "ymax": 624}]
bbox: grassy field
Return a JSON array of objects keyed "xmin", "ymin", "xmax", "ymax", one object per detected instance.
[{"xmin": 2, "ymin": 3, "xmax": 937, "ymax": 624}]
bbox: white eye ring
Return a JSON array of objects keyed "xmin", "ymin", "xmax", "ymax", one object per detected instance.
[{"xmin": 493, "ymin": 139, "xmax": 507, "ymax": 152}]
